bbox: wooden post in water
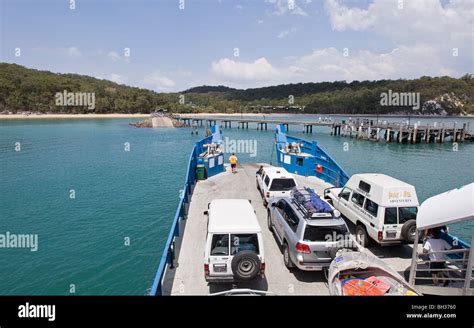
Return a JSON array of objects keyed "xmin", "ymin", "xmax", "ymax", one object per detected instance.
[
  {"xmin": 453, "ymin": 122, "xmax": 457, "ymax": 143},
  {"xmin": 425, "ymin": 127, "xmax": 430, "ymax": 143},
  {"xmin": 412, "ymin": 125, "xmax": 417, "ymax": 144},
  {"xmin": 386, "ymin": 128, "xmax": 391, "ymax": 142},
  {"xmin": 461, "ymin": 123, "xmax": 467, "ymax": 141},
  {"xmin": 399, "ymin": 125, "xmax": 403, "ymax": 143}
]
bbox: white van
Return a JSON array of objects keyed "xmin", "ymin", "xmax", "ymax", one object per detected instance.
[
  {"xmin": 256, "ymin": 166, "xmax": 297, "ymax": 205},
  {"xmin": 324, "ymin": 174, "xmax": 419, "ymax": 247},
  {"xmin": 204, "ymin": 199, "xmax": 265, "ymax": 283}
]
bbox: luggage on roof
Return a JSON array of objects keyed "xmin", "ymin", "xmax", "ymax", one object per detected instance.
[{"xmin": 290, "ymin": 187, "xmax": 333, "ymax": 218}]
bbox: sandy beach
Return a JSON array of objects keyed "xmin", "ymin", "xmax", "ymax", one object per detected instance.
[{"xmin": 0, "ymin": 113, "xmax": 150, "ymax": 120}]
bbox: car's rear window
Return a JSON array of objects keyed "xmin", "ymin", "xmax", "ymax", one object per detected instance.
[
  {"xmin": 303, "ymin": 224, "xmax": 349, "ymax": 242},
  {"xmin": 270, "ymin": 178, "xmax": 296, "ymax": 191},
  {"xmin": 231, "ymin": 234, "xmax": 259, "ymax": 255},
  {"xmin": 211, "ymin": 234, "xmax": 229, "ymax": 256}
]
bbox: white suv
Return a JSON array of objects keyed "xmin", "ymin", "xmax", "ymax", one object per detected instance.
[
  {"xmin": 256, "ymin": 166, "xmax": 297, "ymax": 206},
  {"xmin": 204, "ymin": 199, "xmax": 265, "ymax": 283},
  {"xmin": 324, "ymin": 174, "xmax": 419, "ymax": 246}
]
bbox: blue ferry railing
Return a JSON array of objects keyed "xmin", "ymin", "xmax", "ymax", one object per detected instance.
[
  {"xmin": 275, "ymin": 124, "xmax": 349, "ymax": 187},
  {"xmin": 150, "ymin": 135, "xmax": 211, "ymax": 296},
  {"xmin": 288, "ymin": 135, "xmax": 349, "ymax": 186}
]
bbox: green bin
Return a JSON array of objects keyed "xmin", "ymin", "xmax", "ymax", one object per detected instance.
[{"xmin": 196, "ymin": 165, "xmax": 206, "ymax": 180}]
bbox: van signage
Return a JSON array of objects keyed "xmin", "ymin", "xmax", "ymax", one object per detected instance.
[{"xmin": 388, "ymin": 190, "xmax": 414, "ymax": 204}]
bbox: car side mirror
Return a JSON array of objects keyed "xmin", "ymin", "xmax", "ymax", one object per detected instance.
[
  {"xmin": 271, "ymin": 203, "xmax": 277, "ymax": 207},
  {"xmin": 203, "ymin": 210, "xmax": 209, "ymax": 215}
]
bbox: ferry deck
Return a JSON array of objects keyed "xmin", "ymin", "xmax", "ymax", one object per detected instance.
[{"xmin": 161, "ymin": 163, "xmax": 416, "ymax": 295}]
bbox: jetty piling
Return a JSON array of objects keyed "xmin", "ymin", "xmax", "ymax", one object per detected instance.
[{"xmin": 174, "ymin": 115, "xmax": 471, "ymax": 144}]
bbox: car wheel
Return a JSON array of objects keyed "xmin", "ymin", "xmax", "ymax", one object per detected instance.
[
  {"xmin": 267, "ymin": 210, "xmax": 273, "ymax": 232},
  {"xmin": 355, "ymin": 224, "xmax": 371, "ymax": 247},
  {"xmin": 231, "ymin": 251, "xmax": 261, "ymax": 281},
  {"xmin": 283, "ymin": 243, "xmax": 294, "ymax": 269},
  {"xmin": 401, "ymin": 220, "xmax": 417, "ymax": 243}
]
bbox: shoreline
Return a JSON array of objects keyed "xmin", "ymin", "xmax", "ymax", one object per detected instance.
[
  {"xmin": 1, "ymin": 112, "xmax": 472, "ymax": 121},
  {"xmin": 0, "ymin": 113, "xmax": 150, "ymax": 120}
]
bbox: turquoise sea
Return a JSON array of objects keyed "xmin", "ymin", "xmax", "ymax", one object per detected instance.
[{"xmin": 1, "ymin": 116, "xmax": 473, "ymax": 295}]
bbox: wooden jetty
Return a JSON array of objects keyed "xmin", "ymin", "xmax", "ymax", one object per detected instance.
[
  {"xmin": 335, "ymin": 121, "xmax": 471, "ymax": 144},
  {"xmin": 174, "ymin": 115, "xmax": 472, "ymax": 144}
]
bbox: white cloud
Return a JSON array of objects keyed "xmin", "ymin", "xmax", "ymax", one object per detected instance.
[
  {"xmin": 106, "ymin": 50, "xmax": 130, "ymax": 62},
  {"xmin": 265, "ymin": 0, "xmax": 309, "ymax": 16},
  {"xmin": 292, "ymin": 46, "xmax": 454, "ymax": 82},
  {"xmin": 324, "ymin": 0, "xmax": 376, "ymax": 31},
  {"xmin": 107, "ymin": 51, "xmax": 121, "ymax": 61},
  {"xmin": 211, "ymin": 57, "xmax": 282, "ymax": 82},
  {"xmin": 61, "ymin": 46, "xmax": 82, "ymax": 59},
  {"xmin": 277, "ymin": 27, "xmax": 298, "ymax": 39},
  {"xmin": 324, "ymin": 0, "xmax": 473, "ymax": 45},
  {"xmin": 108, "ymin": 73, "xmax": 125, "ymax": 84},
  {"xmin": 143, "ymin": 71, "xmax": 176, "ymax": 90},
  {"xmin": 211, "ymin": 43, "xmax": 465, "ymax": 88}
]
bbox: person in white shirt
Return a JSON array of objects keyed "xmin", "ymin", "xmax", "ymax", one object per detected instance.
[{"xmin": 423, "ymin": 229, "xmax": 452, "ymax": 286}]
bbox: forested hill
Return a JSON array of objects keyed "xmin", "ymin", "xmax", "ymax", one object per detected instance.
[
  {"xmin": 1, "ymin": 63, "xmax": 473, "ymax": 115},
  {"xmin": 0, "ymin": 63, "xmax": 169, "ymax": 113}
]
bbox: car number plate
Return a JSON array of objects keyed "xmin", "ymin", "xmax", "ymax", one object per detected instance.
[
  {"xmin": 213, "ymin": 264, "xmax": 227, "ymax": 272},
  {"xmin": 386, "ymin": 231, "xmax": 397, "ymax": 238}
]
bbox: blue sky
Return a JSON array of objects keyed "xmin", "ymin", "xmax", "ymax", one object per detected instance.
[{"xmin": 1, "ymin": 0, "xmax": 472, "ymax": 91}]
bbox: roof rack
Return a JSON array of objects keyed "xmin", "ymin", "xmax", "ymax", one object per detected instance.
[{"xmin": 290, "ymin": 187, "xmax": 333, "ymax": 219}]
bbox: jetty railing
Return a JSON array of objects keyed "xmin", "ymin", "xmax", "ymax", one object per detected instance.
[
  {"xmin": 150, "ymin": 135, "xmax": 211, "ymax": 296},
  {"xmin": 175, "ymin": 115, "xmax": 472, "ymax": 144}
]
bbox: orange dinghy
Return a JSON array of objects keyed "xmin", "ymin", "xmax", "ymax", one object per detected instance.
[
  {"xmin": 329, "ymin": 250, "xmax": 421, "ymax": 296},
  {"xmin": 342, "ymin": 279, "xmax": 385, "ymax": 296}
]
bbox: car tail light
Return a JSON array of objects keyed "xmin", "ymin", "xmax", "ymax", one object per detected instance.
[
  {"xmin": 266, "ymin": 192, "xmax": 270, "ymax": 198},
  {"xmin": 204, "ymin": 264, "xmax": 209, "ymax": 277},
  {"xmin": 378, "ymin": 231, "xmax": 383, "ymax": 241},
  {"xmin": 295, "ymin": 242, "xmax": 311, "ymax": 254},
  {"xmin": 260, "ymin": 262, "xmax": 265, "ymax": 274}
]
